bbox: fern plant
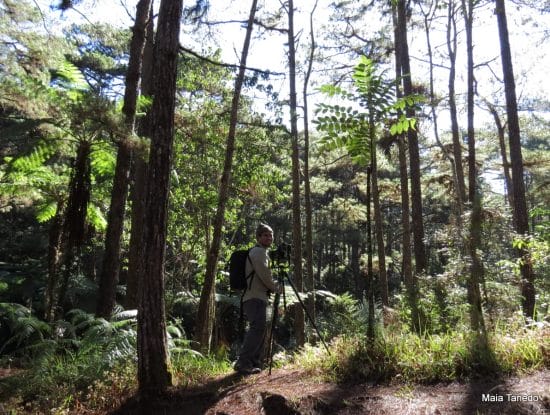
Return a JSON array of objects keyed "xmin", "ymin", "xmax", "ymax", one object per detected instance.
[
  {"xmin": 1, "ymin": 59, "xmax": 113, "ymax": 232},
  {"xmin": 0, "ymin": 303, "xmax": 55, "ymax": 360},
  {"xmin": 314, "ymin": 56, "xmax": 421, "ymax": 164}
]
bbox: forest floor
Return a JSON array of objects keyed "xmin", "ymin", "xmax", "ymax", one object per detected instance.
[{"xmin": 111, "ymin": 367, "xmax": 550, "ymax": 415}]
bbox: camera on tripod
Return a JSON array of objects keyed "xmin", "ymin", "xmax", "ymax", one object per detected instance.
[{"xmin": 270, "ymin": 242, "xmax": 291, "ymax": 264}]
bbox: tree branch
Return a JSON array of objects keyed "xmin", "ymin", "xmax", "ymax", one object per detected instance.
[{"xmin": 178, "ymin": 45, "xmax": 284, "ymax": 76}]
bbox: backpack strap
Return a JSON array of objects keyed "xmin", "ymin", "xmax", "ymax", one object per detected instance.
[
  {"xmin": 245, "ymin": 252, "xmax": 255, "ymax": 290},
  {"xmin": 239, "ymin": 250, "xmax": 256, "ymax": 341}
]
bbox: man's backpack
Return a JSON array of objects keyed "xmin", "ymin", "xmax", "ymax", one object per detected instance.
[{"xmin": 228, "ymin": 249, "xmax": 255, "ymax": 291}]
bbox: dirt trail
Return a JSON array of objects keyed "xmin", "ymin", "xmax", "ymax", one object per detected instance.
[{"xmin": 113, "ymin": 368, "xmax": 549, "ymax": 414}]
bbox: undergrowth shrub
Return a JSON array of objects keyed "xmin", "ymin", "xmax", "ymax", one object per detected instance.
[
  {"xmin": 0, "ymin": 307, "xmax": 138, "ymax": 412},
  {"xmin": 0, "ymin": 304, "xmax": 225, "ymax": 414},
  {"xmin": 316, "ymin": 292, "xmax": 368, "ymax": 339}
]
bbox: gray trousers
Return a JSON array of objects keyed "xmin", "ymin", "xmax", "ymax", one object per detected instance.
[{"xmin": 237, "ymin": 298, "xmax": 267, "ymax": 368}]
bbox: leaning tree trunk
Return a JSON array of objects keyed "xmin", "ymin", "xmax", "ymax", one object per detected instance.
[
  {"xmin": 137, "ymin": 0, "xmax": 182, "ymax": 397},
  {"xmin": 397, "ymin": 0, "xmax": 427, "ymax": 274},
  {"xmin": 195, "ymin": 0, "xmax": 259, "ymax": 352},
  {"xmin": 462, "ymin": 0, "xmax": 485, "ymax": 333},
  {"xmin": 96, "ymin": 0, "xmax": 153, "ymax": 319},
  {"xmin": 287, "ymin": 0, "xmax": 305, "ymax": 348},
  {"xmin": 495, "ymin": 0, "xmax": 536, "ymax": 319}
]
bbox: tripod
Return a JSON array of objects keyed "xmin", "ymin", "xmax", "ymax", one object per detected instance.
[{"xmin": 267, "ymin": 261, "xmax": 330, "ymax": 375}]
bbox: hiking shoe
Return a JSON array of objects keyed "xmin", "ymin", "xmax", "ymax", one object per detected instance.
[
  {"xmin": 234, "ymin": 364, "xmax": 261, "ymax": 375},
  {"xmin": 241, "ymin": 366, "xmax": 261, "ymax": 375}
]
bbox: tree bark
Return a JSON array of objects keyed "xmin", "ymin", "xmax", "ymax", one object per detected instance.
[
  {"xmin": 137, "ymin": 0, "xmax": 182, "ymax": 396},
  {"xmin": 96, "ymin": 0, "xmax": 152, "ymax": 319},
  {"xmin": 195, "ymin": 0, "xmax": 259, "ymax": 352},
  {"xmin": 495, "ymin": 0, "xmax": 536, "ymax": 319}
]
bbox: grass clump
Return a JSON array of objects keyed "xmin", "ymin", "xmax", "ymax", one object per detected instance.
[
  {"xmin": 293, "ymin": 322, "xmax": 549, "ymax": 385},
  {"xmin": 170, "ymin": 347, "xmax": 232, "ymax": 387}
]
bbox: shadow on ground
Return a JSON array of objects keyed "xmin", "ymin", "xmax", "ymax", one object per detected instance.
[{"xmin": 110, "ymin": 372, "xmax": 246, "ymax": 415}]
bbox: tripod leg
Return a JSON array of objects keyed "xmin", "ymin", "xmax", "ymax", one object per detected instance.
[
  {"xmin": 284, "ymin": 273, "xmax": 331, "ymax": 354},
  {"xmin": 267, "ymin": 292, "xmax": 280, "ymax": 375}
]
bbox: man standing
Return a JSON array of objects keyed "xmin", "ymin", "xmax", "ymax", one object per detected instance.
[{"xmin": 234, "ymin": 223, "xmax": 279, "ymax": 375}]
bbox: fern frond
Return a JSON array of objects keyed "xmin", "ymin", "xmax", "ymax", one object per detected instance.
[
  {"xmin": 90, "ymin": 145, "xmax": 116, "ymax": 177},
  {"xmin": 52, "ymin": 60, "xmax": 88, "ymax": 92},
  {"xmin": 36, "ymin": 201, "xmax": 59, "ymax": 223},
  {"xmin": 10, "ymin": 141, "xmax": 57, "ymax": 172},
  {"xmin": 0, "ymin": 303, "xmax": 52, "ymax": 354}
]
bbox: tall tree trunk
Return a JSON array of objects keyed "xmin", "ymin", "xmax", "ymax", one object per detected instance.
[
  {"xmin": 57, "ymin": 139, "xmax": 92, "ymax": 318},
  {"xmin": 447, "ymin": 0, "xmax": 467, "ymax": 209},
  {"xmin": 462, "ymin": 0, "xmax": 485, "ymax": 333},
  {"xmin": 137, "ymin": 0, "xmax": 182, "ymax": 396},
  {"xmin": 44, "ymin": 201, "xmax": 65, "ymax": 321},
  {"xmin": 366, "ymin": 166, "xmax": 375, "ymax": 341},
  {"xmin": 287, "ymin": 0, "xmax": 305, "ymax": 347},
  {"xmin": 495, "ymin": 0, "xmax": 536, "ymax": 319},
  {"xmin": 397, "ymin": 0, "xmax": 427, "ymax": 274},
  {"xmin": 350, "ymin": 231, "xmax": 363, "ymax": 298},
  {"xmin": 195, "ymin": 0, "xmax": 259, "ymax": 352},
  {"xmin": 97, "ymin": 0, "xmax": 152, "ymax": 319},
  {"xmin": 126, "ymin": 0, "xmax": 155, "ymax": 310},
  {"xmin": 421, "ymin": 0, "xmax": 464, "ymax": 215},
  {"xmin": 371, "ymin": 148, "xmax": 389, "ymax": 306},
  {"xmin": 392, "ymin": 0, "xmax": 419, "ymax": 332},
  {"xmin": 302, "ymin": 0, "xmax": 318, "ymax": 322}
]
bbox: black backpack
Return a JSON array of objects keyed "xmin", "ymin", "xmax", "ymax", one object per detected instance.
[{"xmin": 229, "ymin": 249, "xmax": 255, "ymax": 291}]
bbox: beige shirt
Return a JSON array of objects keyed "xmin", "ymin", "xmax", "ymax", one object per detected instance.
[{"xmin": 242, "ymin": 245, "xmax": 278, "ymax": 303}]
